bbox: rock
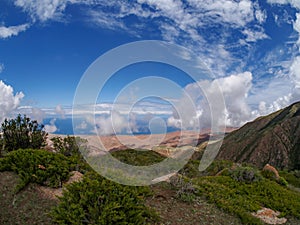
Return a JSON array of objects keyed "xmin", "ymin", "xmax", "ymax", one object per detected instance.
[
  {"xmin": 252, "ymin": 208, "xmax": 287, "ymax": 224},
  {"xmin": 64, "ymin": 171, "xmax": 84, "ymax": 185},
  {"xmin": 263, "ymin": 164, "xmax": 280, "ymax": 180}
]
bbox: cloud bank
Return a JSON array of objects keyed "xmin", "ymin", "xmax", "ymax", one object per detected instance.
[{"xmin": 0, "ymin": 80, "xmax": 24, "ymax": 122}]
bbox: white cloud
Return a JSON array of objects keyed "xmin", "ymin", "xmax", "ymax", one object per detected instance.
[
  {"xmin": 293, "ymin": 13, "xmax": 300, "ymax": 45},
  {"xmin": 76, "ymin": 120, "xmax": 88, "ymax": 130},
  {"xmin": 44, "ymin": 118, "xmax": 57, "ymax": 133},
  {"xmin": 187, "ymin": 0, "xmax": 254, "ymax": 27},
  {"xmin": 14, "ymin": 0, "xmax": 69, "ymax": 22},
  {"xmin": 289, "ymin": 56, "xmax": 300, "ymax": 102},
  {"xmin": 242, "ymin": 28, "xmax": 269, "ymax": 42},
  {"xmin": 88, "ymin": 9, "xmax": 126, "ymax": 31},
  {"xmin": 267, "ymin": 0, "xmax": 300, "ymax": 9},
  {"xmin": 0, "ymin": 80, "xmax": 24, "ymax": 122},
  {"xmin": 168, "ymin": 72, "xmax": 253, "ymax": 129},
  {"xmin": 255, "ymin": 8, "xmax": 267, "ymax": 24},
  {"xmin": 94, "ymin": 110, "xmax": 130, "ymax": 135},
  {"xmin": 0, "ymin": 23, "xmax": 29, "ymax": 39},
  {"xmin": 31, "ymin": 108, "xmax": 45, "ymax": 123},
  {"xmin": 55, "ymin": 104, "xmax": 65, "ymax": 118}
]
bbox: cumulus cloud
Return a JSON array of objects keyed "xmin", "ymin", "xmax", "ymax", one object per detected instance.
[
  {"xmin": 0, "ymin": 23, "xmax": 29, "ymax": 39},
  {"xmin": 0, "ymin": 80, "xmax": 24, "ymax": 122},
  {"xmin": 289, "ymin": 56, "xmax": 300, "ymax": 101},
  {"xmin": 44, "ymin": 118, "xmax": 57, "ymax": 133},
  {"xmin": 168, "ymin": 72, "xmax": 253, "ymax": 129},
  {"xmin": 94, "ymin": 110, "xmax": 130, "ymax": 135}
]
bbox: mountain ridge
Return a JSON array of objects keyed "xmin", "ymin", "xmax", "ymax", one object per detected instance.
[{"xmin": 217, "ymin": 101, "xmax": 300, "ymax": 170}]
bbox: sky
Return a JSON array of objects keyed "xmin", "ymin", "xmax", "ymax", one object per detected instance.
[{"xmin": 0, "ymin": 0, "xmax": 300, "ymax": 134}]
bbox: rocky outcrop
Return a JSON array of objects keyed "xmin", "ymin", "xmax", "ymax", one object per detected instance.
[
  {"xmin": 252, "ymin": 208, "xmax": 287, "ymax": 224},
  {"xmin": 263, "ymin": 164, "xmax": 280, "ymax": 180},
  {"xmin": 217, "ymin": 101, "xmax": 300, "ymax": 170}
]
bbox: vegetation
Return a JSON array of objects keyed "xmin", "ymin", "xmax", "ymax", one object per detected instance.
[
  {"xmin": 0, "ymin": 115, "xmax": 299, "ymax": 224},
  {"xmin": 194, "ymin": 175, "xmax": 300, "ymax": 224},
  {"xmin": 111, "ymin": 149, "xmax": 165, "ymax": 166},
  {"xmin": 0, "ymin": 149, "xmax": 71, "ymax": 192},
  {"xmin": 51, "ymin": 135, "xmax": 87, "ymax": 157},
  {"xmin": 280, "ymin": 170, "xmax": 300, "ymax": 188},
  {"xmin": 0, "ymin": 172, "xmax": 57, "ymax": 225},
  {"xmin": 51, "ymin": 172, "xmax": 157, "ymax": 225},
  {"xmin": 51, "ymin": 135, "xmax": 90, "ymax": 173},
  {"xmin": 1, "ymin": 114, "xmax": 47, "ymax": 153}
]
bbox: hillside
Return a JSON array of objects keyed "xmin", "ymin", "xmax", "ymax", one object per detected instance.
[{"xmin": 217, "ymin": 101, "xmax": 300, "ymax": 170}]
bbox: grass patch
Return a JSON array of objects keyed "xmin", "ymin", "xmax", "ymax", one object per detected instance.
[{"xmin": 0, "ymin": 172, "xmax": 57, "ymax": 225}]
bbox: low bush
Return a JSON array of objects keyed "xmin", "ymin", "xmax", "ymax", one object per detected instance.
[
  {"xmin": 170, "ymin": 175, "xmax": 197, "ymax": 202},
  {"xmin": 279, "ymin": 170, "xmax": 300, "ymax": 188},
  {"xmin": 229, "ymin": 166, "xmax": 263, "ymax": 183},
  {"xmin": 111, "ymin": 149, "xmax": 165, "ymax": 166},
  {"xmin": 194, "ymin": 175, "xmax": 300, "ymax": 224},
  {"xmin": 0, "ymin": 149, "xmax": 71, "ymax": 192},
  {"xmin": 51, "ymin": 172, "xmax": 158, "ymax": 225}
]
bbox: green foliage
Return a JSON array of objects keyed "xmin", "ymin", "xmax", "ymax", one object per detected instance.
[
  {"xmin": 277, "ymin": 177, "xmax": 288, "ymax": 186},
  {"xmin": 194, "ymin": 175, "xmax": 300, "ymax": 224},
  {"xmin": 51, "ymin": 172, "xmax": 158, "ymax": 225},
  {"xmin": 111, "ymin": 149, "xmax": 165, "ymax": 166},
  {"xmin": 51, "ymin": 136, "xmax": 87, "ymax": 157},
  {"xmin": 51, "ymin": 135, "xmax": 91, "ymax": 173},
  {"xmin": 0, "ymin": 149, "xmax": 71, "ymax": 192},
  {"xmin": 1, "ymin": 114, "xmax": 47, "ymax": 152},
  {"xmin": 279, "ymin": 170, "xmax": 300, "ymax": 188},
  {"xmin": 179, "ymin": 159, "xmax": 202, "ymax": 178},
  {"xmin": 229, "ymin": 166, "xmax": 263, "ymax": 183},
  {"xmin": 203, "ymin": 160, "xmax": 234, "ymax": 176},
  {"xmin": 261, "ymin": 169, "xmax": 277, "ymax": 180}
]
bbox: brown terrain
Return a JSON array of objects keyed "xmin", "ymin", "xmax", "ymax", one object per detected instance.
[
  {"xmin": 48, "ymin": 128, "xmax": 236, "ymax": 158},
  {"xmin": 217, "ymin": 101, "xmax": 300, "ymax": 170}
]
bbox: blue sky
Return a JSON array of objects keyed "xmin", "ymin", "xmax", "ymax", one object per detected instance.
[{"xmin": 0, "ymin": 0, "xmax": 300, "ymax": 134}]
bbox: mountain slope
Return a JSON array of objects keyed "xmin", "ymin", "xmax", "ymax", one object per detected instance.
[{"xmin": 217, "ymin": 101, "xmax": 300, "ymax": 170}]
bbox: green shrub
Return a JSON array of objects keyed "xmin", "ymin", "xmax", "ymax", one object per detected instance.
[
  {"xmin": 51, "ymin": 172, "xmax": 157, "ymax": 225},
  {"xmin": 229, "ymin": 166, "xmax": 263, "ymax": 183},
  {"xmin": 194, "ymin": 175, "xmax": 300, "ymax": 224},
  {"xmin": 203, "ymin": 160, "xmax": 234, "ymax": 176},
  {"xmin": 179, "ymin": 159, "xmax": 202, "ymax": 178},
  {"xmin": 51, "ymin": 136, "xmax": 87, "ymax": 157},
  {"xmin": 279, "ymin": 170, "xmax": 300, "ymax": 188},
  {"xmin": 277, "ymin": 177, "xmax": 288, "ymax": 186},
  {"xmin": 111, "ymin": 149, "xmax": 165, "ymax": 166},
  {"xmin": 51, "ymin": 135, "xmax": 91, "ymax": 173},
  {"xmin": 1, "ymin": 114, "xmax": 47, "ymax": 152},
  {"xmin": 0, "ymin": 149, "xmax": 71, "ymax": 192}
]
